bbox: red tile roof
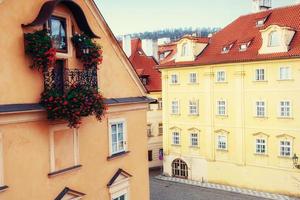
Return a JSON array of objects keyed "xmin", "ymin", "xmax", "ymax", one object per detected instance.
[
  {"xmin": 159, "ymin": 4, "xmax": 300, "ymax": 68},
  {"xmin": 158, "ymin": 42, "xmax": 177, "ymax": 64},
  {"xmin": 121, "ymin": 38, "xmax": 161, "ymax": 92}
]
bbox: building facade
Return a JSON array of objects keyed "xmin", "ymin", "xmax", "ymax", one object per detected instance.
[
  {"xmin": 159, "ymin": 3, "xmax": 300, "ymax": 197},
  {"xmin": 0, "ymin": 0, "xmax": 150, "ymax": 199},
  {"xmin": 121, "ymin": 38, "xmax": 163, "ymax": 169}
]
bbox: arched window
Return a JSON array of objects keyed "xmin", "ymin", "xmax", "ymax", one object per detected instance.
[
  {"xmin": 181, "ymin": 43, "xmax": 189, "ymax": 56},
  {"xmin": 268, "ymin": 31, "xmax": 280, "ymax": 47},
  {"xmin": 172, "ymin": 159, "xmax": 188, "ymax": 178}
]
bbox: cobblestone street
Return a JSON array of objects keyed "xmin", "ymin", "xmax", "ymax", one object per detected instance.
[{"xmin": 150, "ymin": 170, "xmax": 271, "ymax": 200}]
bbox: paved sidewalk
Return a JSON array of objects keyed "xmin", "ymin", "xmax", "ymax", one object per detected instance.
[{"xmin": 155, "ymin": 175, "xmax": 299, "ymax": 200}]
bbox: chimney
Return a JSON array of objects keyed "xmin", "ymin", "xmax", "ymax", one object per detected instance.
[
  {"xmin": 142, "ymin": 39, "xmax": 159, "ymax": 61},
  {"xmin": 157, "ymin": 38, "xmax": 171, "ymax": 45},
  {"xmin": 122, "ymin": 35, "xmax": 131, "ymax": 57},
  {"xmin": 252, "ymin": 0, "xmax": 272, "ymax": 13}
]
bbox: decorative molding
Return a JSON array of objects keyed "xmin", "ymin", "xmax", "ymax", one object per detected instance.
[
  {"xmin": 214, "ymin": 129, "xmax": 229, "ymax": 134},
  {"xmin": 252, "ymin": 132, "xmax": 270, "ymax": 137},
  {"xmin": 276, "ymin": 133, "xmax": 295, "ymax": 139}
]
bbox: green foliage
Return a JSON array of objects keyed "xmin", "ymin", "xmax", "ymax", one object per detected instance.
[
  {"xmin": 71, "ymin": 33, "xmax": 103, "ymax": 68},
  {"xmin": 24, "ymin": 30, "xmax": 56, "ymax": 70},
  {"xmin": 40, "ymin": 85, "xmax": 106, "ymax": 128}
]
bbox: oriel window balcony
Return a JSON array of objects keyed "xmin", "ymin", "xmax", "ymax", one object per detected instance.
[{"xmin": 43, "ymin": 66, "xmax": 98, "ymax": 94}]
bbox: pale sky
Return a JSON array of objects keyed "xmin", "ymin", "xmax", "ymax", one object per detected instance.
[{"xmin": 95, "ymin": 0, "xmax": 296, "ymax": 36}]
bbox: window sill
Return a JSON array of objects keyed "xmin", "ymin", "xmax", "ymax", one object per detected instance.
[
  {"xmin": 171, "ymin": 144, "xmax": 181, "ymax": 147},
  {"xmin": 107, "ymin": 151, "xmax": 130, "ymax": 161},
  {"xmin": 188, "ymin": 114, "xmax": 199, "ymax": 117},
  {"xmin": 189, "ymin": 146, "xmax": 200, "ymax": 149},
  {"xmin": 187, "ymin": 82, "xmax": 199, "ymax": 85},
  {"xmin": 216, "ymin": 115, "xmax": 228, "ymax": 118},
  {"xmin": 254, "ymin": 116, "xmax": 268, "ymax": 119},
  {"xmin": 170, "ymin": 83, "xmax": 180, "ymax": 86},
  {"xmin": 278, "ymin": 155, "xmax": 292, "ymax": 159},
  {"xmin": 0, "ymin": 185, "xmax": 8, "ymax": 193},
  {"xmin": 170, "ymin": 114, "xmax": 181, "ymax": 116},
  {"xmin": 277, "ymin": 117, "xmax": 293, "ymax": 120},
  {"xmin": 215, "ymin": 81, "xmax": 228, "ymax": 84},
  {"xmin": 216, "ymin": 148, "xmax": 228, "ymax": 152},
  {"xmin": 158, "ymin": 133, "xmax": 163, "ymax": 136},
  {"xmin": 253, "ymin": 80, "xmax": 268, "ymax": 83},
  {"xmin": 277, "ymin": 79, "xmax": 293, "ymax": 82},
  {"xmin": 254, "ymin": 153, "xmax": 268, "ymax": 157},
  {"xmin": 48, "ymin": 165, "xmax": 82, "ymax": 178}
]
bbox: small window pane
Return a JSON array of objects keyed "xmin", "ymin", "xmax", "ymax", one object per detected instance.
[{"xmin": 49, "ymin": 16, "xmax": 67, "ymax": 51}]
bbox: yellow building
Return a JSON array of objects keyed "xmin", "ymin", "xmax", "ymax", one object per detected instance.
[
  {"xmin": 0, "ymin": 0, "xmax": 150, "ymax": 199},
  {"xmin": 121, "ymin": 38, "xmax": 163, "ymax": 168},
  {"xmin": 159, "ymin": 3, "xmax": 300, "ymax": 197}
]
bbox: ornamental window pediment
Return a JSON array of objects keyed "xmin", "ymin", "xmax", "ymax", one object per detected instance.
[
  {"xmin": 259, "ymin": 25, "xmax": 295, "ymax": 54},
  {"xmin": 175, "ymin": 36, "xmax": 208, "ymax": 62}
]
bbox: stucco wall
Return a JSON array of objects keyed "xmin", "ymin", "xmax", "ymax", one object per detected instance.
[
  {"xmin": 161, "ymin": 58, "xmax": 300, "ymax": 196},
  {"xmin": 0, "ymin": 106, "xmax": 149, "ymax": 199}
]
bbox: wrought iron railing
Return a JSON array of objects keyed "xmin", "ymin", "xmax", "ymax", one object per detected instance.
[{"xmin": 43, "ymin": 67, "xmax": 98, "ymax": 93}]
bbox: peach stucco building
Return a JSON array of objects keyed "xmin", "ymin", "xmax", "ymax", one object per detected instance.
[{"xmin": 0, "ymin": 0, "xmax": 150, "ymax": 199}]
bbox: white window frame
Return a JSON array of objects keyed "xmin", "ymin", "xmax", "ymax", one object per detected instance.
[
  {"xmin": 181, "ymin": 43, "xmax": 189, "ymax": 57},
  {"xmin": 189, "ymin": 100, "xmax": 199, "ymax": 116},
  {"xmin": 170, "ymin": 74, "xmax": 179, "ymax": 84},
  {"xmin": 190, "ymin": 133, "xmax": 199, "ymax": 147},
  {"xmin": 171, "ymin": 100, "xmax": 180, "ymax": 115},
  {"xmin": 279, "ymin": 67, "xmax": 291, "ymax": 80},
  {"xmin": 216, "ymin": 71, "xmax": 226, "ymax": 82},
  {"xmin": 255, "ymin": 138, "xmax": 267, "ymax": 155},
  {"xmin": 216, "ymin": 100, "xmax": 227, "ymax": 116},
  {"xmin": 255, "ymin": 101, "xmax": 266, "ymax": 117},
  {"xmin": 109, "ymin": 175, "xmax": 130, "ymax": 200},
  {"xmin": 268, "ymin": 31, "xmax": 281, "ymax": 47},
  {"xmin": 255, "ymin": 68, "xmax": 265, "ymax": 81},
  {"xmin": 279, "ymin": 139, "xmax": 292, "ymax": 157},
  {"xmin": 189, "ymin": 72, "xmax": 198, "ymax": 84},
  {"xmin": 279, "ymin": 101, "xmax": 292, "ymax": 118},
  {"xmin": 108, "ymin": 118, "xmax": 128, "ymax": 156},
  {"xmin": 49, "ymin": 124, "xmax": 80, "ymax": 173},
  {"xmin": 217, "ymin": 135, "xmax": 227, "ymax": 150},
  {"xmin": 112, "ymin": 191, "xmax": 128, "ymax": 200},
  {"xmin": 172, "ymin": 131, "xmax": 180, "ymax": 145}
]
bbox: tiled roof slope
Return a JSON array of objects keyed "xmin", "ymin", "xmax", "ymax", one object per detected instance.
[
  {"xmin": 121, "ymin": 38, "xmax": 161, "ymax": 92},
  {"xmin": 160, "ymin": 4, "xmax": 300, "ymax": 68},
  {"xmin": 158, "ymin": 42, "xmax": 177, "ymax": 64}
]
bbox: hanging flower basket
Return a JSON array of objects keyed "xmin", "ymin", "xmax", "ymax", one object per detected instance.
[
  {"xmin": 71, "ymin": 33, "xmax": 103, "ymax": 69},
  {"xmin": 24, "ymin": 30, "xmax": 56, "ymax": 71},
  {"xmin": 40, "ymin": 85, "xmax": 107, "ymax": 128}
]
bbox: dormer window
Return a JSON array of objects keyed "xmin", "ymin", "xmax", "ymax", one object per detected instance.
[
  {"xmin": 221, "ymin": 43, "xmax": 234, "ymax": 54},
  {"xmin": 268, "ymin": 31, "xmax": 280, "ymax": 47},
  {"xmin": 256, "ymin": 19, "xmax": 265, "ymax": 27},
  {"xmin": 239, "ymin": 41, "xmax": 252, "ymax": 52},
  {"xmin": 48, "ymin": 16, "xmax": 67, "ymax": 52},
  {"xmin": 159, "ymin": 53, "xmax": 165, "ymax": 60},
  {"xmin": 142, "ymin": 77, "xmax": 148, "ymax": 85},
  {"xmin": 256, "ymin": 17, "xmax": 268, "ymax": 27},
  {"xmin": 240, "ymin": 44, "xmax": 248, "ymax": 51},
  {"xmin": 181, "ymin": 43, "xmax": 189, "ymax": 56}
]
